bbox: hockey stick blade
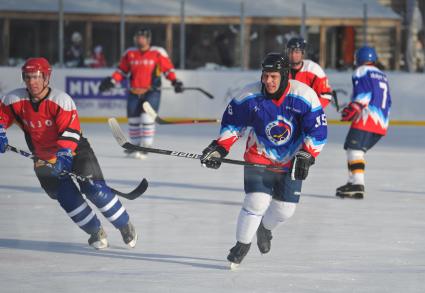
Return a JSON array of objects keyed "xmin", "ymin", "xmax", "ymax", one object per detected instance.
[
  {"xmin": 108, "ymin": 117, "xmax": 129, "ymax": 147},
  {"xmin": 108, "ymin": 117, "xmax": 286, "ymax": 171},
  {"xmin": 142, "ymin": 102, "xmax": 220, "ymax": 125},
  {"xmin": 6, "ymin": 144, "xmax": 147, "ymax": 200},
  {"xmin": 114, "ymin": 178, "xmax": 148, "ymax": 200},
  {"xmin": 183, "ymin": 87, "xmax": 214, "ymax": 99},
  {"xmin": 159, "ymin": 86, "xmax": 214, "ymax": 99}
]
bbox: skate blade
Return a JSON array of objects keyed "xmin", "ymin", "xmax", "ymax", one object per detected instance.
[
  {"xmin": 127, "ymin": 233, "xmax": 138, "ymax": 248},
  {"xmin": 127, "ymin": 152, "xmax": 147, "ymax": 160},
  {"xmin": 90, "ymin": 239, "xmax": 109, "ymax": 250},
  {"xmin": 336, "ymin": 192, "xmax": 364, "ymax": 199},
  {"xmin": 229, "ymin": 262, "xmax": 240, "ymax": 270}
]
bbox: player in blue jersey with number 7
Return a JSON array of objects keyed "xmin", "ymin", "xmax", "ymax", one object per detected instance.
[
  {"xmin": 336, "ymin": 46, "xmax": 392, "ymax": 199},
  {"xmin": 200, "ymin": 53, "xmax": 327, "ymax": 268}
]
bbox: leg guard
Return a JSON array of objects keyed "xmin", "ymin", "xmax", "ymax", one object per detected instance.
[
  {"xmin": 128, "ymin": 117, "xmax": 142, "ymax": 146},
  {"xmin": 141, "ymin": 113, "xmax": 155, "ymax": 147},
  {"xmin": 127, "ymin": 93, "xmax": 143, "ymax": 146},
  {"xmin": 236, "ymin": 192, "xmax": 271, "ymax": 244},
  {"xmin": 80, "ymin": 180, "xmax": 129, "ymax": 229},
  {"xmin": 57, "ymin": 177, "xmax": 101, "ymax": 234},
  {"xmin": 347, "ymin": 149, "xmax": 365, "ymax": 185},
  {"xmin": 262, "ymin": 199, "xmax": 297, "ymax": 231}
]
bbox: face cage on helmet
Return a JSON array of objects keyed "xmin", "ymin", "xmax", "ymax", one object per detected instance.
[
  {"xmin": 134, "ymin": 30, "xmax": 152, "ymax": 40},
  {"xmin": 286, "ymin": 47, "xmax": 305, "ymax": 55},
  {"xmin": 22, "ymin": 71, "xmax": 50, "ymax": 83}
]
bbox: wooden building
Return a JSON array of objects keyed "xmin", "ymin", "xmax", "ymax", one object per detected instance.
[{"xmin": 0, "ymin": 0, "xmax": 401, "ymax": 69}]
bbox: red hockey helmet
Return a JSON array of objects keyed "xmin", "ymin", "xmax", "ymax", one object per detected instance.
[{"xmin": 21, "ymin": 57, "xmax": 52, "ymax": 80}]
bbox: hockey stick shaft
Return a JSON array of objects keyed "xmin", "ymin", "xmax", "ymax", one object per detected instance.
[
  {"xmin": 142, "ymin": 102, "xmax": 220, "ymax": 125},
  {"xmin": 6, "ymin": 144, "xmax": 147, "ymax": 200},
  {"xmin": 333, "ymin": 89, "xmax": 350, "ymax": 113},
  {"xmin": 108, "ymin": 117, "xmax": 285, "ymax": 171},
  {"xmin": 332, "ymin": 90, "xmax": 341, "ymax": 112}
]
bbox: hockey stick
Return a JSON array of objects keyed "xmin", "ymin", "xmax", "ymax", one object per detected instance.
[
  {"xmin": 183, "ymin": 87, "xmax": 214, "ymax": 99},
  {"xmin": 161, "ymin": 86, "xmax": 214, "ymax": 99},
  {"xmin": 5, "ymin": 144, "xmax": 148, "ymax": 200},
  {"xmin": 108, "ymin": 117, "xmax": 284, "ymax": 171},
  {"xmin": 142, "ymin": 102, "xmax": 220, "ymax": 125},
  {"xmin": 332, "ymin": 89, "xmax": 349, "ymax": 112}
]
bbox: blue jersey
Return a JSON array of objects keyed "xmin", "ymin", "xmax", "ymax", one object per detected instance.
[
  {"xmin": 216, "ymin": 80, "xmax": 327, "ymax": 171},
  {"xmin": 351, "ymin": 65, "xmax": 391, "ymax": 135}
]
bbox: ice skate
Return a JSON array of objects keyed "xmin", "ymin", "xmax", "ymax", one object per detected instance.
[
  {"xmin": 256, "ymin": 222, "xmax": 272, "ymax": 254},
  {"xmin": 119, "ymin": 221, "xmax": 138, "ymax": 248},
  {"xmin": 336, "ymin": 183, "xmax": 364, "ymax": 199},
  {"xmin": 227, "ymin": 241, "xmax": 251, "ymax": 269},
  {"xmin": 88, "ymin": 226, "xmax": 108, "ymax": 250},
  {"xmin": 124, "ymin": 149, "xmax": 147, "ymax": 160}
]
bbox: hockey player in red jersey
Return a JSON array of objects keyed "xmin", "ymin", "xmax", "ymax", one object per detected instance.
[
  {"xmin": 0, "ymin": 58, "xmax": 137, "ymax": 249},
  {"xmin": 336, "ymin": 46, "xmax": 391, "ymax": 199},
  {"xmin": 286, "ymin": 37, "xmax": 334, "ymax": 109},
  {"xmin": 99, "ymin": 28, "xmax": 183, "ymax": 159}
]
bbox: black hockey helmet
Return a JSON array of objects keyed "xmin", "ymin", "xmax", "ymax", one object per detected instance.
[
  {"xmin": 261, "ymin": 53, "xmax": 290, "ymax": 99},
  {"xmin": 286, "ymin": 37, "xmax": 307, "ymax": 51},
  {"xmin": 134, "ymin": 28, "xmax": 152, "ymax": 40},
  {"xmin": 261, "ymin": 52, "xmax": 290, "ymax": 77}
]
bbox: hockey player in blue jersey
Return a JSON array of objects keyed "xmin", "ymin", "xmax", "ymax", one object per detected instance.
[
  {"xmin": 200, "ymin": 53, "xmax": 327, "ymax": 268},
  {"xmin": 336, "ymin": 46, "xmax": 391, "ymax": 199}
]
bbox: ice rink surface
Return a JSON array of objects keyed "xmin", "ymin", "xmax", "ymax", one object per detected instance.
[{"xmin": 0, "ymin": 123, "xmax": 424, "ymax": 293}]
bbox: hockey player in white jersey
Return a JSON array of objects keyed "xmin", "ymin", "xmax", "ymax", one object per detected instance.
[
  {"xmin": 200, "ymin": 53, "xmax": 327, "ymax": 268},
  {"xmin": 286, "ymin": 37, "xmax": 334, "ymax": 109}
]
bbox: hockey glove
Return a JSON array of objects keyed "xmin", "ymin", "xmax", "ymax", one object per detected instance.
[
  {"xmin": 291, "ymin": 150, "xmax": 315, "ymax": 180},
  {"xmin": 200, "ymin": 140, "xmax": 228, "ymax": 169},
  {"xmin": 52, "ymin": 148, "xmax": 74, "ymax": 177},
  {"xmin": 99, "ymin": 77, "xmax": 115, "ymax": 93},
  {"xmin": 0, "ymin": 125, "xmax": 8, "ymax": 153},
  {"xmin": 341, "ymin": 102, "xmax": 363, "ymax": 122},
  {"xmin": 172, "ymin": 79, "xmax": 184, "ymax": 93}
]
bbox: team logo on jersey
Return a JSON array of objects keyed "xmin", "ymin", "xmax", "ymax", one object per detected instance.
[{"xmin": 265, "ymin": 116, "xmax": 293, "ymax": 146}]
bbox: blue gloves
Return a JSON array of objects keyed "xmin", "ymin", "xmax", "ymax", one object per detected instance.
[
  {"xmin": 0, "ymin": 125, "xmax": 8, "ymax": 153},
  {"xmin": 52, "ymin": 148, "xmax": 73, "ymax": 177}
]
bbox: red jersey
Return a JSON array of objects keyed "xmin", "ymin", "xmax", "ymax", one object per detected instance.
[
  {"xmin": 112, "ymin": 46, "xmax": 177, "ymax": 90},
  {"xmin": 0, "ymin": 88, "xmax": 81, "ymax": 161},
  {"xmin": 289, "ymin": 59, "xmax": 333, "ymax": 108}
]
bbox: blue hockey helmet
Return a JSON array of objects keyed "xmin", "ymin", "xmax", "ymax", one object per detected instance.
[{"xmin": 355, "ymin": 46, "xmax": 377, "ymax": 65}]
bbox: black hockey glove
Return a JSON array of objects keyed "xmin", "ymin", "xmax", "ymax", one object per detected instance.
[
  {"xmin": 200, "ymin": 140, "xmax": 228, "ymax": 169},
  {"xmin": 172, "ymin": 79, "xmax": 184, "ymax": 93},
  {"xmin": 99, "ymin": 77, "xmax": 115, "ymax": 93},
  {"xmin": 291, "ymin": 150, "xmax": 315, "ymax": 180}
]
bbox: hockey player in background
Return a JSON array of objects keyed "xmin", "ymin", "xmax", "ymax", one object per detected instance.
[
  {"xmin": 0, "ymin": 58, "xmax": 137, "ymax": 249},
  {"xmin": 336, "ymin": 46, "xmax": 391, "ymax": 199},
  {"xmin": 99, "ymin": 28, "xmax": 184, "ymax": 159},
  {"xmin": 285, "ymin": 37, "xmax": 334, "ymax": 109},
  {"xmin": 200, "ymin": 53, "xmax": 327, "ymax": 268}
]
